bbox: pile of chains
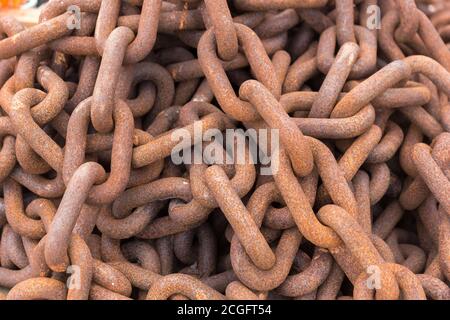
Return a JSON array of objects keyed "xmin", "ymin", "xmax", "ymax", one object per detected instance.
[{"xmin": 0, "ymin": 0, "xmax": 449, "ymax": 300}]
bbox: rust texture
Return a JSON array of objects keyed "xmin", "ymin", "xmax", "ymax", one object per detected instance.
[{"xmin": 0, "ymin": 0, "xmax": 448, "ymax": 300}]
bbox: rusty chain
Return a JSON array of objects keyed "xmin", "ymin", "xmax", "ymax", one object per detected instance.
[{"xmin": 0, "ymin": 0, "xmax": 448, "ymax": 300}]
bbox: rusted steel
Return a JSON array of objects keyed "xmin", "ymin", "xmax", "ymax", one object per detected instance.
[
  {"xmin": 64, "ymin": 98, "xmax": 133, "ymax": 204},
  {"xmin": 6, "ymin": 277, "xmax": 67, "ymax": 300},
  {"xmin": 240, "ymin": 80, "xmax": 313, "ymax": 176},
  {"xmin": 413, "ymin": 143, "xmax": 450, "ymax": 215},
  {"xmin": 225, "ymin": 281, "xmax": 262, "ymax": 300},
  {"xmin": 0, "ymin": 13, "xmax": 74, "ymax": 60},
  {"xmin": 203, "ymin": 0, "xmax": 237, "ymax": 61},
  {"xmin": 67, "ymin": 234, "xmax": 93, "ymax": 300},
  {"xmin": 0, "ymin": 0, "xmax": 448, "ymax": 301},
  {"xmin": 317, "ymin": 25, "xmax": 377, "ymax": 79},
  {"xmin": 205, "ymin": 165, "xmax": 274, "ymax": 271},
  {"xmin": 123, "ymin": 0, "xmax": 161, "ymax": 64},
  {"xmin": 276, "ymin": 248, "xmax": 333, "ymax": 297},
  {"xmin": 45, "ymin": 162, "xmax": 105, "ymax": 272},
  {"xmin": 91, "ymin": 27, "xmax": 134, "ymax": 133},
  {"xmin": 198, "ymin": 23, "xmax": 279, "ymax": 122},
  {"xmin": 147, "ymin": 273, "xmax": 225, "ymax": 300},
  {"xmin": 309, "ymin": 42, "xmax": 359, "ymax": 118},
  {"xmin": 92, "ymin": 259, "xmax": 132, "ymax": 297}
]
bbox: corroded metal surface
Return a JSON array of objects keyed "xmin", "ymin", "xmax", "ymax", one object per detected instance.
[{"xmin": 0, "ymin": 0, "xmax": 448, "ymax": 300}]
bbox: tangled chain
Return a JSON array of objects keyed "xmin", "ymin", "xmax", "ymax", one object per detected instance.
[{"xmin": 0, "ymin": 0, "xmax": 449, "ymax": 300}]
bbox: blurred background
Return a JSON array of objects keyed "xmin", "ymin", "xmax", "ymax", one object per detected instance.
[
  {"xmin": 0, "ymin": 0, "xmax": 44, "ymax": 26},
  {"xmin": 0, "ymin": 0, "xmax": 43, "ymax": 9},
  {"xmin": 0, "ymin": 0, "xmax": 48, "ymax": 10}
]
